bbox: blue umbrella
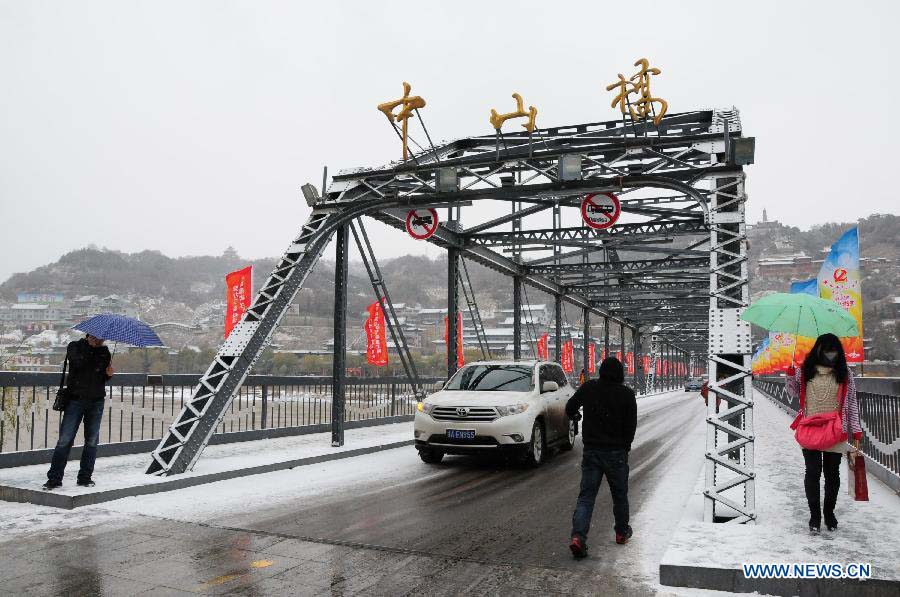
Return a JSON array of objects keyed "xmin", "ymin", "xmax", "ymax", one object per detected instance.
[{"xmin": 72, "ymin": 313, "xmax": 164, "ymax": 347}]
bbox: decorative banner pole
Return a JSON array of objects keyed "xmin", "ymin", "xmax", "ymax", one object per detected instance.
[{"xmin": 377, "ymin": 82, "xmax": 427, "ymax": 161}]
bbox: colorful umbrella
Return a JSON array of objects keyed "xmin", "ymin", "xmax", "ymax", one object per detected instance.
[{"xmin": 741, "ymin": 293, "xmax": 858, "ymax": 338}]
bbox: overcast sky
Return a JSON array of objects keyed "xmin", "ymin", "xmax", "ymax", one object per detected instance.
[{"xmin": 1, "ymin": 0, "xmax": 898, "ymax": 284}]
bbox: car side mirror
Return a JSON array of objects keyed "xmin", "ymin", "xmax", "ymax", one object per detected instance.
[
  {"xmin": 541, "ymin": 381, "xmax": 559, "ymax": 393},
  {"xmin": 434, "ymin": 380, "xmax": 446, "ymax": 391}
]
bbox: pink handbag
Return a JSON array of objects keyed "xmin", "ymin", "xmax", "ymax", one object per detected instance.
[
  {"xmin": 790, "ymin": 379, "xmax": 847, "ymax": 450},
  {"xmin": 791, "ymin": 410, "xmax": 846, "ymax": 450}
]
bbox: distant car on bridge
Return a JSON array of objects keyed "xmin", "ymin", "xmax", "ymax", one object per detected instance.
[
  {"xmin": 414, "ymin": 360, "xmax": 576, "ymax": 467},
  {"xmin": 684, "ymin": 377, "xmax": 704, "ymax": 392}
]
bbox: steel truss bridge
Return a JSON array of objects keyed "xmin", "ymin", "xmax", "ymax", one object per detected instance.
[{"xmin": 147, "ymin": 108, "xmax": 756, "ymax": 524}]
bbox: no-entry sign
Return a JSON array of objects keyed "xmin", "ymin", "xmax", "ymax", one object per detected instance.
[
  {"xmin": 405, "ymin": 208, "xmax": 439, "ymax": 240},
  {"xmin": 581, "ymin": 193, "xmax": 621, "ymax": 230}
]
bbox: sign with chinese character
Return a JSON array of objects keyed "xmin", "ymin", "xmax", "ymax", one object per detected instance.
[
  {"xmin": 224, "ymin": 266, "xmax": 252, "ymax": 338},
  {"xmin": 587, "ymin": 343, "xmax": 596, "ymax": 374},
  {"xmin": 365, "ymin": 301, "xmax": 388, "ymax": 366},
  {"xmin": 537, "ymin": 332, "xmax": 549, "ymax": 360},
  {"xmin": 581, "ymin": 193, "xmax": 621, "ymax": 229},
  {"xmin": 405, "ymin": 208, "xmax": 439, "ymax": 240},
  {"xmin": 561, "ymin": 339, "xmax": 574, "ymax": 373}
]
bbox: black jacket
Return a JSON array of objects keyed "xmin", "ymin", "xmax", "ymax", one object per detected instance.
[
  {"xmin": 65, "ymin": 339, "xmax": 112, "ymax": 400},
  {"xmin": 565, "ymin": 379, "xmax": 637, "ymax": 451}
]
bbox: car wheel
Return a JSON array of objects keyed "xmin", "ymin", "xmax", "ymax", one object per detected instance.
[
  {"xmin": 418, "ymin": 448, "xmax": 444, "ymax": 464},
  {"xmin": 522, "ymin": 419, "xmax": 546, "ymax": 467},
  {"xmin": 560, "ymin": 419, "xmax": 576, "ymax": 451}
]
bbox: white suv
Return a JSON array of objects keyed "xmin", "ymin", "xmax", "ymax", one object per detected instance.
[{"xmin": 414, "ymin": 360, "xmax": 577, "ymax": 466}]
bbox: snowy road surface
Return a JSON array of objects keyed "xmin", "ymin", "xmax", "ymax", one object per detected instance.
[{"xmin": 0, "ymin": 390, "xmax": 711, "ymax": 595}]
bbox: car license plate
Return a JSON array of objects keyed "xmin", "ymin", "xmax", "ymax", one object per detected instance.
[{"xmin": 447, "ymin": 429, "xmax": 476, "ymax": 440}]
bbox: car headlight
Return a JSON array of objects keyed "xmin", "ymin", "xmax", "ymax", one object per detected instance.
[
  {"xmin": 417, "ymin": 402, "xmax": 435, "ymax": 416},
  {"xmin": 496, "ymin": 403, "xmax": 529, "ymax": 417}
]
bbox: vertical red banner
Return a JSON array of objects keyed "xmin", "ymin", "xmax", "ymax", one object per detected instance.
[
  {"xmin": 561, "ymin": 340, "xmax": 574, "ymax": 373},
  {"xmin": 626, "ymin": 352, "xmax": 634, "ymax": 375},
  {"xmin": 365, "ymin": 301, "xmax": 388, "ymax": 366},
  {"xmin": 587, "ymin": 343, "xmax": 596, "ymax": 373},
  {"xmin": 444, "ymin": 312, "xmax": 464, "ymax": 368},
  {"xmin": 537, "ymin": 333, "xmax": 549, "ymax": 360},
  {"xmin": 225, "ymin": 266, "xmax": 252, "ymax": 338}
]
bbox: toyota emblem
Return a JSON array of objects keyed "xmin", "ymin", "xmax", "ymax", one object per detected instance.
[{"xmin": 456, "ymin": 407, "xmax": 468, "ymax": 417}]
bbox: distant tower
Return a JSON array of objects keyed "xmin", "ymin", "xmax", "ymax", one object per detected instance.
[{"xmin": 762, "ymin": 208, "xmax": 768, "ymax": 223}]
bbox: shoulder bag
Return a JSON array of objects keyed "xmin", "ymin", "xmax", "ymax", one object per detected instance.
[
  {"xmin": 789, "ymin": 375, "xmax": 847, "ymax": 451},
  {"xmin": 52, "ymin": 357, "xmax": 69, "ymax": 412}
]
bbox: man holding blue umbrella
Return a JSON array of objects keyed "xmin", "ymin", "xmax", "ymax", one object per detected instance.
[
  {"xmin": 43, "ymin": 333, "xmax": 114, "ymax": 489},
  {"xmin": 43, "ymin": 313, "xmax": 162, "ymax": 490}
]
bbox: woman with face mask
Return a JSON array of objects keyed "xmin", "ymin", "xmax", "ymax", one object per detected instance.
[{"xmin": 786, "ymin": 333, "xmax": 862, "ymax": 533}]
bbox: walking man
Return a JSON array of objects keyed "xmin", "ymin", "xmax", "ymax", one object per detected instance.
[
  {"xmin": 565, "ymin": 357, "xmax": 637, "ymax": 558},
  {"xmin": 43, "ymin": 334, "xmax": 114, "ymax": 489}
]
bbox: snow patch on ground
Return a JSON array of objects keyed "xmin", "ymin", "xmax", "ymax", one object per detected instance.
[
  {"xmin": 0, "ymin": 422, "xmax": 413, "ymax": 496},
  {"xmin": 661, "ymin": 393, "xmax": 900, "ymax": 582}
]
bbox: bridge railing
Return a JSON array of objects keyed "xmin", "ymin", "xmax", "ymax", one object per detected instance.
[
  {"xmin": 0, "ymin": 372, "xmax": 441, "ymax": 456},
  {"xmin": 754, "ymin": 375, "xmax": 900, "ymax": 485}
]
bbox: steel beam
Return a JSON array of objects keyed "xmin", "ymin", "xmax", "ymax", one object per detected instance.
[
  {"xmin": 513, "ymin": 276, "xmax": 522, "ymax": 360},
  {"xmin": 331, "ymin": 224, "xmax": 349, "ymax": 447},
  {"xmin": 448, "ymin": 247, "xmax": 460, "ymax": 378}
]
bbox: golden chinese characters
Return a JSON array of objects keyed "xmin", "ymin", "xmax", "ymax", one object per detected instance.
[
  {"xmin": 489, "ymin": 93, "xmax": 537, "ymax": 133},
  {"xmin": 606, "ymin": 58, "xmax": 668, "ymax": 126},
  {"xmin": 377, "ymin": 82, "xmax": 427, "ymax": 161}
]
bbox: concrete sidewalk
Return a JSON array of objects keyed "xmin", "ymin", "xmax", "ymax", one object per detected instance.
[
  {"xmin": 0, "ymin": 422, "xmax": 414, "ymax": 509},
  {"xmin": 660, "ymin": 392, "xmax": 900, "ymax": 596}
]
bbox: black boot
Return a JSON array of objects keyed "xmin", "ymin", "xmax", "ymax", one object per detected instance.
[{"xmin": 825, "ymin": 514, "xmax": 838, "ymax": 531}]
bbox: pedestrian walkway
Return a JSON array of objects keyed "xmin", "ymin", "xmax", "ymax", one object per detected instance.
[
  {"xmin": 0, "ymin": 422, "xmax": 413, "ymax": 509},
  {"xmin": 660, "ymin": 392, "xmax": 900, "ymax": 595}
]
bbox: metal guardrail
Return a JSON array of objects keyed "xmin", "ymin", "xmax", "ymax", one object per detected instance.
[
  {"xmin": 754, "ymin": 376, "xmax": 900, "ymax": 482},
  {"xmin": 0, "ymin": 372, "xmax": 441, "ymax": 455}
]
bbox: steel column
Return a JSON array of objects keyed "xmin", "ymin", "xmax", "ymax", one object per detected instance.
[
  {"xmin": 448, "ymin": 247, "xmax": 460, "ymax": 378},
  {"xmin": 704, "ymin": 162, "xmax": 754, "ymax": 524},
  {"xmin": 604, "ymin": 317, "xmax": 610, "ymax": 360},
  {"xmin": 513, "ymin": 276, "xmax": 522, "ymax": 360},
  {"xmin": 555, "ymin": 295, "xmax": 562, "ymax": 363},
  {"xmin": 632, "ymin": 331, "xmax": 640, "ymax": 390},
  {"xmin": 331, "ymin": 224, "xmax": 349, "ymax": 447},
  {"xmin": 582, "ymin": 308, "xmax": 590, "ymax": 380}
]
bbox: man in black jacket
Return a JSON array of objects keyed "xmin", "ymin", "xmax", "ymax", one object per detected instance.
[
  {"xmin": 565, "ymin": 357, "xmax": 637, "ymax": 558},
  {"xmin": 43, "ymin": 334, "xmax": 114, "ymax": 489}
]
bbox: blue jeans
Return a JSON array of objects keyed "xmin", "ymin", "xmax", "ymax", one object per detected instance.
[
  {"xmin": 571, "ymin": 447, "xmax": 631, "ymax": 541},
  {"xmin": 47, "ymin": 399, "xmax": 105, "ymax": 483}
]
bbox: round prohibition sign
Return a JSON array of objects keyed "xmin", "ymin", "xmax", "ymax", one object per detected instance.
[
  {"xmin": 581, "ymin": 193, "xmax": 621, "ymax": 230},
  {"xmin": 405, "ymin": 208, "xmax": 439, "ymax": 240}
]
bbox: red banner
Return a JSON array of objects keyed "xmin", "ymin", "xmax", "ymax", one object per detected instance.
[
  {"xmin": 444, "ymin": 312, "xmax": 464, "ymax": 368},
  {"xmin": 537, "ymin": 333, "xmax": 549, "ymax": 360},
  {"xmin": 562, "ymin": 339, "xmax": 574, "ymax": 373},
  {"xmin": 587, "ymin": 343, "xmax": 596, "ymax": 373},
  {"xmin": 225, "ymin": 266, "xmax": 252, "ymax": 338},
  {"xmin": 626, "ymin": 351, "xmax": 634, "ymax": 375},
  {"xmin": 364, "ymin": 301, "xmax": 388, "ymax": 366}
]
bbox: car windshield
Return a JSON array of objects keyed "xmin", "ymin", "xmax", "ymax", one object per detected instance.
[{"xmin": 445, "ymin": 365, "xmax": 534, "ymax": 392}]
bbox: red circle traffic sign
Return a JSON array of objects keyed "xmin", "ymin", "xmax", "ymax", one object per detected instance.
[
  {"xmin": 581, "ymin": 193, "xmax": 621, "ymax": 229},
  {"xmin": 405, "ymin": 208, "xmax": 439, "ymax": 240}
]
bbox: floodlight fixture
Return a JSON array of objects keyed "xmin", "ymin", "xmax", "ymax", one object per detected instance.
[
  {"xmin": 558, "ymin": 154, "xmax": 583, "ymax": 181},
  {"xmin": 435, "ymin": 167, "xmax": 459, "ymax": 192},
  {"xmin": 730, "ymin": 137, "xmax": 755, "ymax": 166},
  {"xmin": 301, "ymin": 183, "xmax": 320, "ymax": 207}
]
